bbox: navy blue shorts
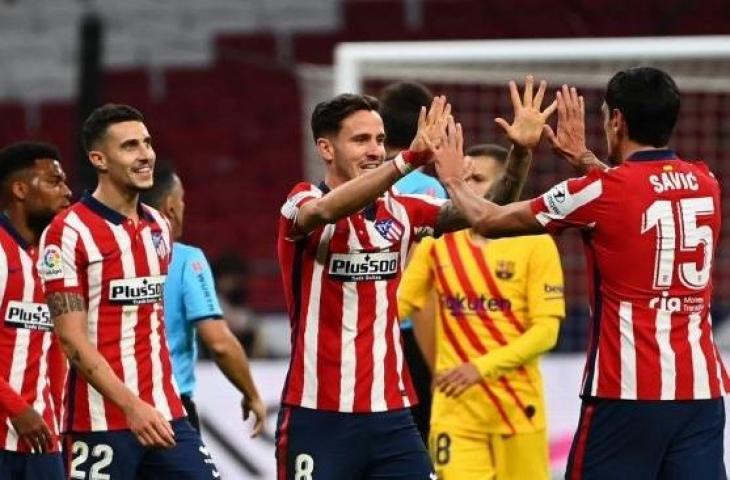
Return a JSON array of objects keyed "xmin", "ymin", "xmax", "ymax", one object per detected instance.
[
  {"xmin": 64, "ymin": 418, "xmax": 219, "ymax": 479},
  {"xmin": 0, "ymin": 450, "xmax": 63, "ymax": 480},
  {"xmin": 276, "ymin": 406, "xmax": 433, "ymax": 480},
  {"xmin": 566, "ymin": 397, "xmax": 726, "ymax": 480}
]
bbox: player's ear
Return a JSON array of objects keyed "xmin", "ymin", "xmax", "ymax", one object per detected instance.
[
  {"xmin": 162, "ymin": 194, "xmax": 176, "ymax": 219},
  {"xmin": 610, "ymin": 108, "xmax": 624, "ymax": 137},
  {"xmin": 88, "ymin": 150, "xmax": 108, "ymax": 172},
  {"xmin": 316, "ymin": 137, "xmax": 335, "ymax": 164},
  {"xmin": 10, "ymin": 179, "xmax": 28, "ymax": 201}
]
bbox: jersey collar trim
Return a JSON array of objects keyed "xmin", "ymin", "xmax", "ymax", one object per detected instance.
[
  {"xmin": 80, "ymin": 193, "xmax": 154, "ymax": 225},
  {"xmin": 0, "ymin": 213, "xmax": 30, "ymax": 250},
  {"xmin": 626, "ymin": 149, "xmax": 678, "ymax": 162}
]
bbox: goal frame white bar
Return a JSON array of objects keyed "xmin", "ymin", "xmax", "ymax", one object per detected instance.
[{"xmin": 334, "ymin": 35, "xmax": 730, "ymax": 94}]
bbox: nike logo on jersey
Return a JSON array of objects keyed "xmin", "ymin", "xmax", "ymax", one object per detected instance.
[{"xmin": 109, "ymin": 275, "xmax": 166, "ymax": 305}]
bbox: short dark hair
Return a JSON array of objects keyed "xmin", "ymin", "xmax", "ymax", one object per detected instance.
[
  {"xmin": 604, "ymin": 67, "xmax": 680, "ymax": 147},
  {"xmin": 139, "ymin": 160, "xmax": 176, "ymax": 209},
  {"xmin": 310, "ymin": 94, "xmax": 380, "ymax": 141},
  {"xmin": 0, "ymin": 141, "xmax": 61, "ymax": 187},
  {"xmin": 379, "ymin": 81, "xmax": 433, "ymax": 150},
  {"xmin": 82, "ymin": 103, "xmax": 145, "ymax": 152},
  {"xmin": 465, "ymin": 143, "xmax": 509, "ymax": 165}
]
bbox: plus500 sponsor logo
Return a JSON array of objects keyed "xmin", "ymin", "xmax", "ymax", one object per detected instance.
[
  {"xmin": 328, "ymin": 252, "xmax": 399, "ymax": 281},
  {"xmin": 5, "ymin": 301, "xmax": 52, "ymax": 331},
  {"xmin": 109, "ymin": 276, "xmax": 166, "ymax": 304}
]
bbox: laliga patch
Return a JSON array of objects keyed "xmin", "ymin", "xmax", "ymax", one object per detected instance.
[
  {"xmin": 39, "ymin": 245, "xmax": 64, "ymax": 281},
  {"xmin": 328, "ymin": 251, "xmax": 399, "ymax": 282},
  {"xmin": 5, "ymin": 301, "xmax": 52, "ymax": 331},
  {"xmin": 109, "ymin": 275, "xmax": 166, "ymax": 305}
]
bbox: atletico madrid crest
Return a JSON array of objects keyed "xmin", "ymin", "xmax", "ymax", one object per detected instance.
[
  {"xmin": 151, "ymin": 231, "xmax": 168, "ymax": 259},
  {"xmin": 495, "ymin": 260, "xmax": 515, "ymax": 280},
  {"xmin": 374, "ymin": 218, "xmax": 404, "ymax": 242}
]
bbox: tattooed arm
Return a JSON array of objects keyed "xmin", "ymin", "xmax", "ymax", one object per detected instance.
[
  {"xmin": 48, "ymin": 292, "xmax": 176, "ymax": 448},
  {"xmin": 487, "ymin": 145, "xmax": 533, "ymax": 205}
]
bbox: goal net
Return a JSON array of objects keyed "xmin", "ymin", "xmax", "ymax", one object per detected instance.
[{"xmin": 324, "ymin": 36, "xmax": 730, "ymax": 348}]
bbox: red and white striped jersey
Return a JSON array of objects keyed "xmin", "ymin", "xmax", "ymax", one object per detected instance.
[
  {"xmin": 0, "ymin": 214, "xmax": 62, "ymax": 452},
  {"xmin": 278, "ymin": 181, "xmax": 446, "ymax": 412},
  {"xmin": 38, "ymin": 195, "xmax": 185, "ymax": 432},
  {"xmin": 531, "ymin": 149, "xmax": 729, "ymax": 400}
]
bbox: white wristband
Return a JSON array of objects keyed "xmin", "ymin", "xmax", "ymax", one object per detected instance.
[{"xmin": 392, "ymin": 152, "xmax": 413, "ymax": 175}]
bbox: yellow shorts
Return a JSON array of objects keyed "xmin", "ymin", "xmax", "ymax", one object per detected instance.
[{"xmin": 429, "ymin": 425, "xmax": 549, "ymax": 480}]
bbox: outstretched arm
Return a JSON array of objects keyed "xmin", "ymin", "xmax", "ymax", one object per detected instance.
[
  {"xmin": 543, "ymin": 84, "xmax": 608, "ymax": 174},
  {"xmin": 435, "ymin": 116, "xmax": 545, "ymax": 238},
  {"xmin": 294, "ymin": 96, "xmax": 450, "ymax": 236},
  {"xmin": 434, "ymin": 76, "xmax": 557, "ymax": 235}
]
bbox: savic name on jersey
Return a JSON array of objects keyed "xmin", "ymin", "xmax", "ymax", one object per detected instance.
[
  {"xmin": 4, "ymin": 300, "xmax": 52, "ymax": 331},
  {"xmin": 109, "ymin": 275, "xmax": 166, "ymax": 304},
  {"xmin": 328, "ymin": 251, "xmax": 400, "ymax": 281}
]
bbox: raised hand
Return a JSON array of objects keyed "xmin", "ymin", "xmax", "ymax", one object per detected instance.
[
  {"xmin": 395, "ymin": 95, "xmax": 451, "ymax": 174},
  {"xmin": 495, "ymin": 75, "xmax": 558, "ymax": 150},
  {"xmin": 434, "ymin": 115, "xmax": 468, "ymax": 184},
  {"xmin": 543, "ymin": 84, "xmax": 591, "ymax": 167},
  {"xmin": 410, "ymin": 95, "xmax": 450, "ymax": 154}
]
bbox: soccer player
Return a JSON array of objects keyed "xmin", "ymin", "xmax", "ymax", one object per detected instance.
[
  {"xmin": 398, "ymin": 143, "xmax": 564, "ymax": 480},
  {"xmin": 379, "ymin": 80, "xmax": 447, "ymax": 442},
  {"xmin": 38, "ymin": 104, "xmax": 219, "ymax": 479},
  {"xmin": 276, "ymin": 77, "xmax": 557, "ymax": 480},
  {"xmin": 0, "ymin": 141, "xmax": 71, "ymax": 479},
  {"xmin": 140, "ymin": 161, "xmax": 266, "ymax": 435},
  {"xmin": 432, "ymin": 67, "xmax": 728, "ymax": 479}
]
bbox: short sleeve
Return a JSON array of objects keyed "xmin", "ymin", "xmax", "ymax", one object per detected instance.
[
  {"xmin": 279, "ymin": 182, "xmax": 323, "ymax": 241},
  {"xmin": 526, "ymin": 236, "xmax": 566, "ymax": 321},
  {"xmin": 529, "ymin": 169, "xmax": 605, "ymax": 235},
  {"xmin": 38, "ymin": 217, "xmax": 86, "ymax": 296},
  {"xmin": 181, "ymin": 247, "xmax": 223, "ymax": 323}
]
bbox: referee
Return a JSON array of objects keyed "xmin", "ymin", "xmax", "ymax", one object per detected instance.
[{"xmin": 141, "ymin": 161, "xmax": 265, "ymax": 436}]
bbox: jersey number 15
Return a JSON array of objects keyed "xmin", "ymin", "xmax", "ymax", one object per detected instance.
[{"xmin": 642, "ymin": 197, "xmax": 714, "ymax": 290}]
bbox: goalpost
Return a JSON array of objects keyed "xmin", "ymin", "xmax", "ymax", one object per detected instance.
[{"xmin": 334, "ymin": 35, "xmax": 730, "ymax": 93}]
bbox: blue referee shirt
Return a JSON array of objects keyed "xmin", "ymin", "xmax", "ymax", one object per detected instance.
[
  {"xmin": 164, "ymin": 242, "xmax": 223, "ymax": 396},
  {"xmin": 394, "ymin": 169, "xmax": 447, "ymax": 199},
  {"xmin": 393, "ymin": 170, "xmax": 447, "ymax": 330}
]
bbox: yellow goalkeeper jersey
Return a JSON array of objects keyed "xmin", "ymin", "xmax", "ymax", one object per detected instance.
[{"xmin": 398, "ymin": 230, "xmax": 565, "ymax": 436}]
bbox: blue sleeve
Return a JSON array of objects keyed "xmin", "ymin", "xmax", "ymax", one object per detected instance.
[
  {"xmin": 394, "ymin": 172, "xmax": 448, "ymax": 199},
  {"xmin": 181, "ymin": 248, "xmax": 224, "ymax": 324},
  {"xmin": 431, "ymin": 181, "xmax": 447, "ymax": 199}
]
